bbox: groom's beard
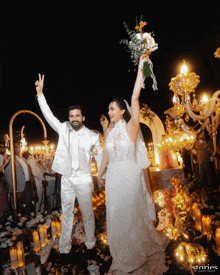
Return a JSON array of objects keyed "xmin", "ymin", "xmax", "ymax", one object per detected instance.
[{"xmin": 70, "ymin": 120, "xmax": 84, "ymax": 131}]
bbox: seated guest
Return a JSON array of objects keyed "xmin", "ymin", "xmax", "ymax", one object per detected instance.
[
  {"xmin": 193, "ymin": 131, "xmax": 216, "ymax": 187},
  {"xmin": 4, "ymin": 143, "xmax": 36, "ymax": 211}
]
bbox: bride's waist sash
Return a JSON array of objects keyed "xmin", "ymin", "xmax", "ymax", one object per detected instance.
[
  {"xmin": 108, "ymin": 160, "xmax": 140, "ymax": 169},
  {"xmin": 108, "ymin": 159, "xmax": 136, "ymax": 164}
]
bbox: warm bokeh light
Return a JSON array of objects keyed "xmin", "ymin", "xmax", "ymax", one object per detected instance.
[
  {"xmin": 180, "ymin": 63, "xmax": 188, "ymax": 74},
  {"xmin": 202, "ymin": 93, "xmax": 209, "ymax": 103}
]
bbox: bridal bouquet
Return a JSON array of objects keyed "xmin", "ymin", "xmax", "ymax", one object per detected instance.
[{"xmin": 120, "ymin": 18, "xmax": 158, "ymax": 90}]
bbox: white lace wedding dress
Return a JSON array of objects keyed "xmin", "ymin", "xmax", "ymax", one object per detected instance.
[{"xmin": 105, "ymin": 120, "xmax": 168, "ymax": 275}]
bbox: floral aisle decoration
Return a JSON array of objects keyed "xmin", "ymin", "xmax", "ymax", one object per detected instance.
[
  {"xmin": 1, "ymin": 188, "xmax": 110, "ymax": 274},
  {"xmin": 120, "ymin": 17, "xmax": 158, "ymax": 90},
  {"xmin": 174, "ymin": 242, "xmax": 208, "ymax": 274},
  {"xmin": 164, "ymin": 174, "xmax": 220, "ymax": 273},
  {"xmin": 0, "ymin": 209, "xmax": 63, "ymax": 271}
]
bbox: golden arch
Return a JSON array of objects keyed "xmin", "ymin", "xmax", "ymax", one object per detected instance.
[
  {"xmin": 140, "ymin": 104, "xmax": 165, "ymax": 165},
  {"xmin": 9, "ymin": 110, "xmax": 48, "ymax": 210}
]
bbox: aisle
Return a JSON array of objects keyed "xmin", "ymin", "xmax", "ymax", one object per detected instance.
[{"xmin": 1, "ymin": 174, "xmax": 220, "ymax": 274}]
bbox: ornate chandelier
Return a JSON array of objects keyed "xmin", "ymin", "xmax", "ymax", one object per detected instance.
[
  {"xmin": 166, "ymin": 61, "xmax": 220, "ymax": 144},
  {"xmin": 165, "ymin": 56, "xmax": 220, "ymax": 172}
]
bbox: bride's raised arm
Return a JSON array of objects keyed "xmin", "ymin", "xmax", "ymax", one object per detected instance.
[{"xmin": 127, "ymin": 54, "xmax": 149, "ymax": 142}]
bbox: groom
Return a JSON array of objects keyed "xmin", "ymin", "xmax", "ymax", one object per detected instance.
[{"xmin": 35, "ymin": 74, "xmax": 103, "ymax": 253}]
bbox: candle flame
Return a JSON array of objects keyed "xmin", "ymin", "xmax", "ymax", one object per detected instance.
[
  {"xmin": 181, "ymin": 64, "xmax": 188, "ymax": 74},
  {"xmin": 202, "ymin": 94, "xmax": 209, "ymax": 103}
]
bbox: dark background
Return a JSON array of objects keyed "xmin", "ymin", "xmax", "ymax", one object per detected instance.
[{"xmin": 1, "ymin": 5, "xmax": 220, "ymax": 145}]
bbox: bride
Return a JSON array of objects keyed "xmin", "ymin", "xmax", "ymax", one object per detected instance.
[{"xmin": 97, "ymin": 55, "xmax": 169, "ymax": 274}]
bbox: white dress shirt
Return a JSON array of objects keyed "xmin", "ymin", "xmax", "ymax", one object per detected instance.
[{"xmin": 70, "ymin": 126, "xmax": 91, "ymax": 175}]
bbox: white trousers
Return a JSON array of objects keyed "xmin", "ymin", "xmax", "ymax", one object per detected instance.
[{"xmin": 59, "ymin": 172, "xmax": 96, "ymax": 253}]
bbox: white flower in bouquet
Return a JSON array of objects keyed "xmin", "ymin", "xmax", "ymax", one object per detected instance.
[
  {"xmin": 120, "ymin": 18, "xmax": 158, "ymax": 90},
  {"xmin": 130, "ymin": 32, "xmax": 158, "ymax": 54}
]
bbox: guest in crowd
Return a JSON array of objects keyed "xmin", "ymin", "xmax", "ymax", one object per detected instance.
[
  {"xmin": 43, "ymin": 157, "xmax": 56, "ymax": 214},
  {"xmin": 0, "ymin": 147, "xmax": 11, "ymax": 214},
  {"xmin": 192, "ymin": 131, "xmax": 216, "ymax": 187},
  {"xmin": 54, "ymin": 173, "xmax": 62, "ymax": 209},
  {"xmin": 159, "ymin": 135, "xmax": 176, "ymax": 170},
  {"xmin": 215, "ymin": 137, "xmax": 220, "ymax": 174},
  {"xmin": 4, "ymin": 143, "xmax": 36, "ymax": 211},
  {"xmin": 23, "ymin": 151, "xmax": 45, "ymax": 213},
  {"xmin": 179, "ymin": 147, "xmax": 192, "ymax": 178}
]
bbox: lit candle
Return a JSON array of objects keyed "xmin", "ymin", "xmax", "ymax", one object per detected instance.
[
  {"xmin": 180, "ymin": 63, "xmax": 188, "ymax": 74},
  {"xmin": 39, "ymin": 225, "xmax": 48, "ymax": 247},
  {"xmin": 51, "ymin": 221, "xmax": 57, "ymax": 239},
  {"xmin": 17, "ymin": 247, "xmax": 23, "ymax": 267},
  {"xmin": 56, "ymin": 221, "xmax": 61, "ymax": 236},
  {"xmin": 202, "ymin": 216, "xmax": 207, "ymax": 235},
  {"xmin": 39, "ymin": 225, "xmax": 46, "ymax": 242},
  {"xmin": 180, "ymin": 246, "xmax": 184, "ymax": 261},
  {"xmin": 17, "ymin": 242, "xmax": 25, "ymax": 267},
  {"xmin": 202, "ymin": 215, "xmax": 212, "ymax": 238},
  {"xmin": 195, "ymin": 208, "xmax": 202, "ymax": 231},
  {"xmin": 192, "ymin": 203, "xmax": 198, "ymax": 219},
  {"xmin": 215, "ymin": 228, "xmax": 220, "ymax": 255},
  {"xmin": 206, "ymin": 216, "xmax": 212, "ymax": 239},
  {"xmin": 10, "ymin": 247, "xmax": 18, "ymax": 269},
  {"xmin": 33, "ymin": 230, "xmax": 40, "ymax": 251}
]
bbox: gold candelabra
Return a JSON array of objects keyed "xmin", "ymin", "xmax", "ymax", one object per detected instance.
[{"xmin": 166, "ymin": 61, "xmax": 220, "ymax": 170}]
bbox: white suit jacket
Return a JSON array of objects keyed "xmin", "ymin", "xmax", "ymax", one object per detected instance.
[{"xmin": 37, "ymin": 94, "xmax": 103, "ymax": 178}]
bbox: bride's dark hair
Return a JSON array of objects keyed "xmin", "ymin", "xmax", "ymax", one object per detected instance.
[{"xmin": 111, "ymin": 98, "xmax": 131, "ymax": 123}]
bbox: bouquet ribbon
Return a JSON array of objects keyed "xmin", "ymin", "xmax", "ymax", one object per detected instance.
[{"xmin": 139, "ymin": 57, "xmax": 158, "ymax": 91}]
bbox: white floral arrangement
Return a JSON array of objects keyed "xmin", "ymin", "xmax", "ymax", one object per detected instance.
[
  {"xmin": 120, "ymin": 17, "xmax": 158, "ymax": 90},
  {"xmin": 0, "ymin": 210, "xmax": 62, "ymax": 269}
]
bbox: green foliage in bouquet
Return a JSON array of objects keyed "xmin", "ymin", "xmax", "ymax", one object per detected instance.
[
  {"xmin": 120, "ymin": 21, "xmax": 145, "ymax": 66},
  {"xmin": 120, "ymin": 21, "xmax": 152, "ymax": 78},
  {"xmin": 143, "ymin": 61, "xmax": 151, "ymax": 78}
]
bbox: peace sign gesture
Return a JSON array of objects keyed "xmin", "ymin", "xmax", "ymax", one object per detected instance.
[{"xmin": 35, "ymin": 73, "xmax": 45, "ymax": 95}]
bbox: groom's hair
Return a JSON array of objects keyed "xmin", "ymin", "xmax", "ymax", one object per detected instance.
[{"xmin": 68, "ymin": 105, "xmax": 86, "ymax": 117}]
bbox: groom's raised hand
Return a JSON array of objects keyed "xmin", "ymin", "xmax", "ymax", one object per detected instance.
[{"xmin": 35, "ymin": 73, "xmax": 45, "ymax": 95}]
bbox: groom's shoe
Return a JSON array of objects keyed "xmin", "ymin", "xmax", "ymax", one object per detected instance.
[
  {"xmin": 59, "ymin": 242, "xmax": 71, "ymax": 254},
  {"xmin": 85, "ymin": 241, "xmax": 96, "ymax": 250}
]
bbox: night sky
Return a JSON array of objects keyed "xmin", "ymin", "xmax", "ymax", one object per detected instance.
[{"xmin": 1, "ymin": 5, "xmax": 220, "ymax": 145}]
